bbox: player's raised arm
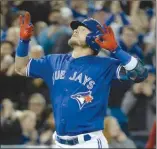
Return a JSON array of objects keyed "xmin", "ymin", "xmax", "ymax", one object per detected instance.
[
  {"xmin": 15, "ymin": 12, "xmax": 34, "ymax": 76},
  {"xmin": 95, "ymin": 24, "xmax": 148, "ymax": 83}
]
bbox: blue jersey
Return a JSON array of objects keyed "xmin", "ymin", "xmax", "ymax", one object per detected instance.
[{"xmin": 26, "ymin": 54, "xmax": 120, "ymax": 136}]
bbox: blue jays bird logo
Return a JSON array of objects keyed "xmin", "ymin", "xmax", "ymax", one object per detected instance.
[{"xmin": 71, "ymin": 91, "xmax": 93, "ymax": 110}]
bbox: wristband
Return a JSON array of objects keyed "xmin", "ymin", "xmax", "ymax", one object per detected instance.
[
  {"xmin": 113, "ymin": 46, "xmax": 138, "ymax": 70},
  {"xmin": 16, "ymin": 39, "xmax": 30, "ymax": 57},
  {"xmin": 112, "ymin": 46, "xmax": 131, "ymax": 65}
]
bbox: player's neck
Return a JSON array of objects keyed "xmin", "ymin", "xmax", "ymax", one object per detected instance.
[{"xmin": 72, "ymin": 46, "xmax": 93, "ymax": 58}]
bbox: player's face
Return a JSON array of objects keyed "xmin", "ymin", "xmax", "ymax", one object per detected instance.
[{"xmin": 68, "ymin": 26, "xmax": 91, "ymax": 47}]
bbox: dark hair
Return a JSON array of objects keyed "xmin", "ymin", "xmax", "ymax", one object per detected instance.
[{"xmin": 1, "ymin": 40, "xmax": 15, "ymax": 48}]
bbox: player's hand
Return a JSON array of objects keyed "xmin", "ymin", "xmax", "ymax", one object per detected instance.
[
  {"xmin": 95, "ymin": 24, "xmax": 118, "ymax": 52},
  {"xmin": 19, "ymin": 12, "xmax": 34, "ymax": 40}
]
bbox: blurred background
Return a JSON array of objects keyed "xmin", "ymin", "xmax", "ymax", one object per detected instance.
[{"xmin": 0, "ymin": 0, "xmax": 156, "ymax": 148}]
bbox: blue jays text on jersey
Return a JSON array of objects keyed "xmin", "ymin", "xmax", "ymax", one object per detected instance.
[
  {"xmin": 26, "ymin": 54, "xmax": 120, "ymax": 136},
  {"xmin": 52, "ymin": 70, "xmax": 95, "ymax": 90}
]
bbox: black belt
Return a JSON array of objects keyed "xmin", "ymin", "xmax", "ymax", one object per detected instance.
[{"xmin": 56, "ymin": 134, "xmax": 91, "ymax": 145}]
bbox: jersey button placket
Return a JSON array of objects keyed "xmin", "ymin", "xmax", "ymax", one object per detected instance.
[
  {"xmin": 62, "ymin": 88, "xmax": 68, "ymax": 106},
  {"xmin": 61, "ymin": 119, "xmax": 65, "ymax": 124},
  {"xmin": 60, "ymin": 88, "xmax": 68, "ymax": 132}
]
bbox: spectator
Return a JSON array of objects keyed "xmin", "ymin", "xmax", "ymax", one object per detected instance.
[
  {"xmin": 103, "ymin": 116, "xmax": 136, "ymax": 148},
  {"xmin": 91, "ymin": 0, "xmax": 111, "ymax": 25},
  {"xmin": 52, "ymin": 7, "xmax": 73, "ymax": 54},
  {"xmin": 119, "ymin": 1, "xmax": 132, "ymax": 15},
  {"xmin": 130, "ymin": 1, "xmax": 149, "ymax": 35},
  {"xmin": 70, "ymin": 0, "xmax": 88, "ymax": 21},
  {"xmin": 1, "ymin": 40, "xmax": 14, "ymax": 57},
  {"xmin": 18, "ymin": 110, "xmax": 38, "ymax": 145},
  {"xmin": 32, "ymin": 21, "xmax": 48, "ymax": 45},
  {"xmin": 5, "ymin": 10, "xmax": 26, "ymax": 28},
  {"xmin": 6, "ymin": 26, "xmax": 20, "ymax": 46},
  {"xmin": 115, "ymin": 26, "xmax": 144, "ymax": 60},
  {"xmin": 1, "ymin": 13, "xmax": 7, "ymax": 41},
  {"xmin": 28, "ymin": 45, "xmax": 45, "ymax": 88},
  {"xmin": 60, "ymin": 7, "xmax": 73, "ymax": 26},
  {"xmin": 28, "ymin": 93, "xmax": 49, "ymax": 133},
  {"xmin": 29, "ymin": 45, "xmax": 44, "ymax": 59},
  {"xmin": 37, "ymin": 9, "xmax": 72, "ymax": 55},
  {"xmin": 11, "ymin": 1, "xmax": 51, "ymax": 24},
  {"xmin": 1, "ymin": 41, "xmax": 14, "ymax": 75},
  {"xmin": 39, "ymin": 113, "xmax": 55, "ymax": 145},
  {"xmin": 50, "ymin": 1, "xmax": 66, "ymax": 13},
  {"xmin": 1, "ymin": 55, "xmax": 14, "ymax": 74},
  {"xmin": 1, "ymin": 1, "xmax": 9, "ymax": 27},
  {"xmin": 143, "ymin": 16, "xmax": 156, "ymax": 66},
  {"xmin": 102, "ymin": 2, "xmax": 144, "ymax": 60},
  {"xmin": 0, "ymin": 98, "xmax": 22, "ymax": 145},
  {"xmin": 121, "ymin": 70, "xmax": 156, "ymax": 132},
  {"xmin": 5, "ymin": 62, "xmax": 16, "ymax": 76},
  {"xmin": 92, "ymin": 8, "xmax": 110, "ymax": 27},
  {"xmin": 105, "ymin": 1, "xmax": 130, "ymax": 39},
  {"xmin": 108, "ymin": 27, "xmax": 144, "ymax": 135},
  {"xmin": 109, "ymin": 1, "xmax": 130, "ymax": 26}
]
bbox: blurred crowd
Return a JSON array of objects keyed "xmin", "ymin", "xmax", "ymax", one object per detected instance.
[{"xmin": 0, "ymin": 0, "xmax": 156, "ymax": 148}]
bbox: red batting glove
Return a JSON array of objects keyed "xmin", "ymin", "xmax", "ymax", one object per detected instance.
[
  {"xmin": 95, "ymin": 24, "xmax": 118, "ymax": 52},
  {"xmin": 19, "ymin": 12, "xmax": 34, "ymax": 40}
]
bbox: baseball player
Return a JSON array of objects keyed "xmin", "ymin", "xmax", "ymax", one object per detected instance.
[{"xmin": 15, "ymin": 12, "xmax": 148, "ymax": 148}]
